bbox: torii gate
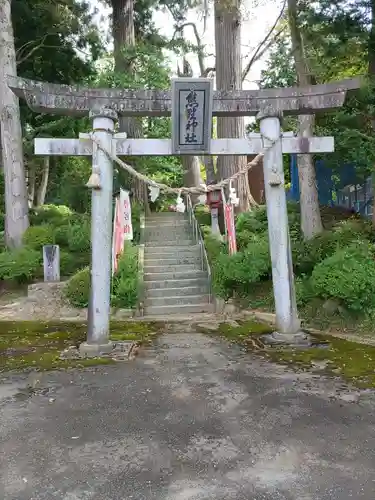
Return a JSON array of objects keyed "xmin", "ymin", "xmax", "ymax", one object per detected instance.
[{"xmin": 8, "ymin": 75, "xmax": 360, "ymax": 353}]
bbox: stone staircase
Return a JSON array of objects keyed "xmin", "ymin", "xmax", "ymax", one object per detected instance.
[{"xmin": 143, "ymin": 212, "xmax": 213, "ymax": 316}]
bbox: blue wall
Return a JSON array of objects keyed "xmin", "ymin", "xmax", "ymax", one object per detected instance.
[{"xmin": 287, "ymin": 154, "xmax": 372, "ymax": 216}]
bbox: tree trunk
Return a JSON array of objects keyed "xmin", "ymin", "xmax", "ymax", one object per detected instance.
[
  {"xmin": 36, "ymin": 156, "xmax": 50, "ymax": 206},
  {"xmin": 182, "ymin": 156, "xmax": 203, "ymax": 205},
  {"xmin": 368, "ymin": 0, "xmax": 375, "ymax": 226},
  {"xmin": 369, "ymin": 0, "xmax": 375, "ymax": 76},
  {"xmin": 27, "ymin": 163, "xmax": 35, "ymax": 208},
  {"xmin": 202, "ymin": 156, "xmax": 216, "ymax": 184},
  {"xmin": 288, "ymin": 0, "xmax": 323, "ymax": 239},
  {"xmin": 214, "ymin": 0, "xmax": 250, "ymax": 212},
  {"xmin": 0, "ymin": 0, "xmax": 29, "ymax": 247},
  {"xmin": 111, "ymin": 0, "xmax": 142, "ymax": 137}
]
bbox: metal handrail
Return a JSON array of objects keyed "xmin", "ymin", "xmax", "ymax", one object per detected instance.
[
  {"xmin": 136, "ymin": 211, "xmax": 145, "ymax": 316},
  {"xmin": 185, "ymin": 195, "xmax": 212, "ymax": 304}
]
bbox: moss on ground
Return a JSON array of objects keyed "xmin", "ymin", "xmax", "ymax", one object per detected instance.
[
  {"xmin": 208, "ymin": 319, "xmax": 375, "ymax": 389},
  {"xmin": 0, "ymin": 320, "xmax": 162, "ymax": 372},
  {"xmin": 264, "ymin": 335, "xmax": 375, "ymax": 389},
  {"xmin": 217, "ymin": 320, "xmax": 273, "ymax": 339}
]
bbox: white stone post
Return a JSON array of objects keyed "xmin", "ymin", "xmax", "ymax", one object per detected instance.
[
  {"xmin": 80, "ymin": 108, "xmax": 117, "ymax": 356},
  {"xmin": 258, "ymin": 109, "xmax": 303, "ymax": 342},
  {"xmin": 210, "ymin": 207, "xmax": 221, "ymax": 235},
  {"xmin": 43, "ymin": 245, "xmax": 60, "ymax": 282}
]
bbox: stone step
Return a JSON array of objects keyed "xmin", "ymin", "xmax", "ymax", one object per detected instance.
[
  {"xmin": 144, "ymin": 277, "xmax": 209, "ymax": 290},
  {"xmin": 144, "ymin": 230, "xmax": 193, "ymax": 240},
  {"xmin": 144, "ymin": 303, "xmax": 214, "ymax": 316},
  {"xmin": 144, "ymin": 236, "xmax": 193, "ymax": 245},
  {"xmin": 146, "ymin": 239, "xmax": 194, "ymax": 247},
  {"xmin": 145, "ymin": 219, "xmax": 191, "ymax": 227},
  {"xmin": 146, "ymin": 217, "xmax": 189, "ymax": 225},
  {"xmin": 144, "ymin": 270, "xmax": 207, "ymax": 281},
  {"xmin": 144, "ymin": 256, "xmax": 201, "ymax": 266},
  {"xmin": 143, "ymin": 264, "xmax": 197, "ymax": 274},
  {"xmin": 147, "ymin": 212, "xmax": 188, "ymax": 217},
  {"xmin": 144, "ymin": 294, "xmax": 209, "ymax": 307},
  {"xmin": 145, "ymin": 245, "xmax": 200, "ymax": 256},
  {"xmin": 145, "ymin": 285, "xmax": 209, "ymax": 298}
]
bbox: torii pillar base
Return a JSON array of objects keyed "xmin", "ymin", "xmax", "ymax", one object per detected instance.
[
  {"xmin": 79, "ymin": 341, "xmax": 114, "ymax": 358},
  {"xmin": 261, "ymin": 331, "xmax": 313, "ymax": 347}
]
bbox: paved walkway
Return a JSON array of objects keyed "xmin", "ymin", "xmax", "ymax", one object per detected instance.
[{"xmin": 1, "ymin": 332, "xmax": 375, "ymax": 499}]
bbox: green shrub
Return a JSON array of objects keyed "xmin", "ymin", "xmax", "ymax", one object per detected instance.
[
  {"xmin": 64, "ymin": 267, "xmax": 90, "ymax": 307},
  {"xmin": 60, "ymin": 251, "xmax": 90, "ymax": 277},
  {"xmin": 295, "ymin": 276, "xmax": 315, "ymax": 307},
  {"xmin": 237, "ymin": 229, "xmax": 269, "ymax": 251},
  {"xmin": 0, "ymin": 248, "xmax": 42, "ymax": 283},
  {"xmin": 0, "ymin": 233, "xmax": 5, "ymax": 253},
  {"xmin": 311, "ymin": 242, "xmax": 375, "ymax": 312},
  {"xmin": 111, "ymin": 244, "xmax": 138, "ymax": 308},
  {"xmin": 203, "ymin": 228, "xmax": 226, "ymax": 263},
  {"xmin": 293, "ymin": 219, "xmax": 371, "ymax": 276},
  {"xmin": 30, "ymin": 204, "xmax": 73, "ymax": 226},
  {"xmin": 236, "ymin": 206, "xmax": 268, "ymax": 234},
  {"xmin": 65, "ymin": 245, "xmax": 138, "ymax": 309},
  {"xmin": 53, "ymin": 224, "xmax": 71, "ymax": 248},
  {"xmin": 213, "ymin": 235, "xmax": 271, "ymax": 299},
  {"xmin": 52, "ymin": 214, "xmax": 91, "ymax": 251},
  {"xmin": 0, "ymin": 213, "xmax": 4, "ymax": 232},
  {"xmin": 194, "ymin": 206, "xmax": 211, "ymax": 227},
  {"xmin": 22, "ymin": 225, "xmax": 55, "ymax": 250},
  {"xmin": 66, "ymin": 221, "xmax": 91, "ymax": 253}
]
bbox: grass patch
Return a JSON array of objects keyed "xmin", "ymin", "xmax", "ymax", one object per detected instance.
[
  {"xmin": 1, "ymin": 348, "xmax": 115, "ymax": 372},
  {"xmin": 237, "ymin": 281, "xmax": 275, "ymax": 311},
  {"xmin": 0, "ymin": 320, "xmax": 163, "ymax": 372},
  {"xmin": 206, "ymin": 319, "xmax": 375, "ymax": 389},
  {"xmin": 217, "ymin": 320, "xmax": 273, "ymax": 340},
  {"xmin": 265, "ymin": 334, "xmax": 375, "ymax": 389}
]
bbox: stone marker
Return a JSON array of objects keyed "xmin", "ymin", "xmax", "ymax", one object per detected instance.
[{"xmin": 43, "ymin": 245, "xmax": 60, "ymax": 282}]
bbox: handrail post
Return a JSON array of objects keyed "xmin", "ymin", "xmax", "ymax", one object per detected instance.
[
  {"xmin": 184, "ymin": 193, "xmax": 213, "ymax": 306},
  {"xmin": 137, "ymin": 211, "xmax": 145, "ymax": 317}
]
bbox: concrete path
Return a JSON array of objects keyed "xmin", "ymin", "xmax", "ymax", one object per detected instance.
[{"xmin": 1, "ymin": 332, "xmax": 375, "ymax": 499}]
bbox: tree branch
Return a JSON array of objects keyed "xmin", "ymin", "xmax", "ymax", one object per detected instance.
[
  {"xmin": 203, "ymin": 67, "xmax": 215, "ymax": 77},
  {"xmin": 242, "ymin": 0, "xmax": 287, "ymax": 82},
  {"xmin": 16, "ymin": 34, "xmax": 51, "ymax": 65},
  {"xmin": 174, "ymin": 22, "xmax": 206, "ymax": 76}
]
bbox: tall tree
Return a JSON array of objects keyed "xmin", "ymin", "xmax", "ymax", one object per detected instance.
[
  {"xmin": 368, "ymin": 0, "xmax": 375, "ymax": 226},
  {"xmin": 287, "ymin": 0, "xmax": 323, "ymax": 240},
  {"xmin": 214, "ymin": 0, "xmax": 250, "ymax": 212},
  {"xmin": 0, "ymin": 0, "xmax": 29, "ymax": 248},
  {"xmin": 175, "ymin": 21, "xmax": 214, "ymax": 187},
  {"xmin": 109, "ymin": 0, "xmax": 142, "ymax": 137}
]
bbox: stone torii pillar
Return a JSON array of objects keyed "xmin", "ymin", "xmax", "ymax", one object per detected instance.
[
  {"xmin": 80, "ymin": 108, "xmax": 118, "ymax": 356},
  {"xmin": 34, "ymin": 107, "xmax": 118, "ymax": 355},
  {"xmin": 258, "ymin": 109, "xmax": 301, "ymax": 342}
]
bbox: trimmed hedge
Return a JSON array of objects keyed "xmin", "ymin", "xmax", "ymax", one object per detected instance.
[{"xmin": 65, "ymin": 244, "xmax": 139, "ymax": 309}]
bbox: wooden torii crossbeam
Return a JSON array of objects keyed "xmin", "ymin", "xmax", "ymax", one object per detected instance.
[
  {"xmin": 8, "ymin": 76, "xmax": 361, "ymax": 117},
  {"xmin": 9, "ymin": 75, "xmax": 361, "ymax": 351}
]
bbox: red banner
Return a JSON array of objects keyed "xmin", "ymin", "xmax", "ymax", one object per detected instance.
[
  {"xmin": 224, "ymin": 203, "xmax": 237, "ymax": 255},
  {"xmin": 112, "ymin": 198, "xmax": 123, "ymax": 275}
]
